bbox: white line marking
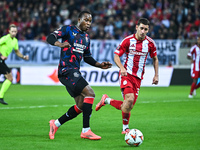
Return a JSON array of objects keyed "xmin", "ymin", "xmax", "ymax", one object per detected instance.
[
  {"xmin": 0, "ymin": 104, "xmax": 71, "ymax": 110},
  {"xmin": 0, "ymin": 99, "xmax": 198, "ymax": 110}
]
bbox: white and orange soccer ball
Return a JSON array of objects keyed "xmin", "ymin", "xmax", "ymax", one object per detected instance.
[{"xmin": 125, "ymin": 129, "xmax": 144, "ymax": 146}]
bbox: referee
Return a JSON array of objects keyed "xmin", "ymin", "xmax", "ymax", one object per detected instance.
[{"xmin": 0, "ymin": 24, "xmax": 29, "ymax": 105}]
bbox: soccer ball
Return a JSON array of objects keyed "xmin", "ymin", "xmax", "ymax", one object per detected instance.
[{"xmin": 125, "ymin": 129, "xmax": 144, "ymax": 146}]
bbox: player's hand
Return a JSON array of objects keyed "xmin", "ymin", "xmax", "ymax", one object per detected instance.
[
  {"xmin": 23, "ymin": 55, "xmax": 29, "ymax": 60},
  {"xmin": 100, "ymin": 62, "xmax": 112, "ymax": 69},
  {"xmin": 152, "ymin": 75, "xmax": 159, "ymax": 85},
  {"xmin": 120, "ymin": 68, "xmax": 127, "ymax": 76},
  {"xmin": 1, "ymin": 55, "xmax": 7, "ymax": 60}
]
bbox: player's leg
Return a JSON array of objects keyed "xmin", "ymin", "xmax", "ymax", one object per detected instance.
[
  {"xmin": 121, "ymin": 88, "xmax": 135, "ymax": 134},
  {"xmin": 120, "ymin": 75, "xmax": 141, "ymax": 134},
  {"xmin": 80, "ymin": 83, "xmax": 101, "ymax": 140},
  {"xmin": 95, "ymin": 94, "xmax": 123, "ymax": 111},
  {"xmin": 0, "ymin": 71, "xmax": 12, "ymax": 105},
  {"xmin": 49, "ymin": 101, "xmax": 83, "ymax": 139},
  {"xmin": 189, "ymin": 78, "xmax": 197, "ymax": 98},
  {"xmin": 49, "ymin": 73, "xmax": 84, "ymax": 140},
  {"xmin": 194, "ymin": 77, "xmax": 200, "ymax": 93}
]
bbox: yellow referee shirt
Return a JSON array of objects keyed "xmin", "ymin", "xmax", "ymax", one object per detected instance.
[{"xmin": 0, "ymin": 34, "xmax": 19, "ymax": 57}]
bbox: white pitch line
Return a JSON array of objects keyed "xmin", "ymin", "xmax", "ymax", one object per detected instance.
[
  {"xmin": 0, "ymin": 104, "xmax": 71, "ymax": 110},
  {"xmin": 0, "ymin": 99, "xmax": 198, "ymax": 110}
]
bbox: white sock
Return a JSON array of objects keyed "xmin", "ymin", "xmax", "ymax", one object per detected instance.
[
  {"xmin": 105, "ymin": 98, "xmax": 111, "ymax": 104},
  {"xmin": 54, "ymin": 119, "xmax": 61, "ymax": 127},
  {"xmin": 82, "ymin": 127, "xmax": 90, "ymax": 133},
  {"xmin": 123, "ymin": 124, "xmax": 129, "ymax": 131}
]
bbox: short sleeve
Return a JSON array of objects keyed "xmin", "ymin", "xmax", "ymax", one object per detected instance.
[
  {"xmin": 14, "ymin": 39, "xmax": 19, "ymax": 50},
  {"xmin": 114, "ymin": 38, "xmax": 129, "ymax": 57},
  {"xmin": 0, "ymin": 35, "xmax": 7, "ymax": 45},
  {"xmin": 52, "ymin": 25, "xmax": 69, "ymax": 39}
]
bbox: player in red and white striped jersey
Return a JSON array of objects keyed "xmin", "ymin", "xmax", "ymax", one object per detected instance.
[
  {"xmin": 187, "ymin": 35, "xmax": 200, "ymax": 98},
  {"xmin": 96, "ymin": 18, "xmax": 159, "ymax": 134}
]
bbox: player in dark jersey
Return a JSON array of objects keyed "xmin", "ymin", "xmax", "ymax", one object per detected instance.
[{"xmin": 47, "ymin": 10, "xmax": 112, "ymax": 140}]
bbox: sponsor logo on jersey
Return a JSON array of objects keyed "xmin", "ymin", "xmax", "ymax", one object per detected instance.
[
  {"xmin": 72, "ymin": 32, "xmax": 77, "ymax": 36},
  {"xmin": 129, "ymin": 50, "xmax": 147, "ymax": 56},
  {"xmin": 73, "ymin": 43, "xmax": 86, "ymax": 53}
]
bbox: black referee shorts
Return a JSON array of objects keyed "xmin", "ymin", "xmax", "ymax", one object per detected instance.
[
  {"xmin": 0, "ymin": 59, "xmax": 11, "ymax": 74},
  {"xmin": 59, "ymin": 69, "xmax": 88, "ymax": 98}
]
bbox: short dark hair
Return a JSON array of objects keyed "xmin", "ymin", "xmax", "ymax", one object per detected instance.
[
  {"xmin": 137, "ymin": 18, "xmax": 150, "ymax": 26},
  {"xmin": 78, "ymin": 10, "xmax": 91, "ymax": 18},
  {"xmin": 9, "ymin": 24, "xmax": 17, "ymax": 29}
]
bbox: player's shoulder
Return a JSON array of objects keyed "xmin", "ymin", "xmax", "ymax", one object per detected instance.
[
  {"xmin": 3, "ymin": 34, "xmax": 10, "ymax": 39},
  {"xmin": 120, "ymin": 34, "xmax": 134, "ymax": 44},
  {"xmin": 146, "ymin": 35, "xmax": 156, "ymax": 46},
  {"xmin": 191, "ymin": 44, "xmax": 198, "ymax": 49},
  {"xmin": 145, "ymin": 35, "xmax": 155, "ymax": 43},
  {"xmin": 3, "ymin": 34, "xmax": 12, "ymax": 41},
  {"xmin": 60, "ymin": 25, "xmax": 72, "ymax": 30},
  {"xmin": 124, "ymin": 34, "xmax": 134, "ymax": 40}
]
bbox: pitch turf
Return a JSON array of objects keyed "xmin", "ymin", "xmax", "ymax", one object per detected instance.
[{"xmin": 0, "ymin": 85, "xmax": 199, "ymax": 150}]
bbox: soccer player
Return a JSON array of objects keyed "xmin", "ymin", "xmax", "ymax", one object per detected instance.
[
  {"xmin": 0, "ymin": 24, "xmax": 29, "ymax": 105},
  {"xmin": 187, "ymin": 35, "xmax": 200, "ymax": 98},
  {"xmin": 46, "ymin": 10, "xmax": 112, "ymax": 140},
  {"xmin": 96, "ymin": 18, "xmax": 159, "ymax": 134}
]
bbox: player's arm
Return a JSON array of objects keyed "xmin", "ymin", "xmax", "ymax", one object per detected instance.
[
  {"xmin": 46, "ymin": 34, "xmax": 71, "ymax": 48},
  {"xmin": 14, "ymin": 50, "xmax": 29, "ymax": 60},
  {"xmin": 84, "ymin": 56, "xmax": 112, "ymax": 69},
  {"xmin": 152, "ymin": 55, "xmax": 159, "ymax": 85},
  {"xmin": 114, "ymin": 54, "xmax": 127, "ymax": 76}
]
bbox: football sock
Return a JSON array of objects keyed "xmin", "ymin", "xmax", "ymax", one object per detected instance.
[
  {"xmin": 82, "ymin": 127, "xmax": 90, "ymax": 133},
  {"xmin": 195, "ymin": 83, "xmax": 200, "ymax": 89},
  {"xmin": 123, "ymin": 125, "xmax": 129, "ymax": 131},
  {"xmin": 0, "ymin": 79, "xmax": 12, "ymax": 98},
  {"xmin": 105, "ymin": 97, "xmax": 111, "ymax": 104},
  {"xmin": 58, "ymin": 105, "xmax": 82, "ymax": 125},
  {"xmin": 190, "ymin": 82, "xmax": 196, "ymax": 95},
  {"xmin": 110, "ymin": 100, "xmax": 123, "ymax": 110},
  {"xmin": 54, "ymin": 119, "xmax": 61, "ymax": 127},
  {"xmin": 122, "ymin": 111, "xmax": 130, "ymax": 129},
  {"xmin": 82, "ymin": 97, "xmax": 94, "ymax": 128}
]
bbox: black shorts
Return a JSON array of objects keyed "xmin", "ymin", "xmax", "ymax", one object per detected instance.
[
  {"xmin": 59, "ymin": 69, "xmax": 88, "ymax": 98},
  {"xmin": 0, "ymin": 59, "xmax": 11, "ymax": 74}
]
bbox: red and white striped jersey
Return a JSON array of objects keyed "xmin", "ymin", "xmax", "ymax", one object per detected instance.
[
  {"xmin": 187, "ymin": 44, "xmax": 200, "ymax": 72},
  {"xmin": 114, "ymin": 34, "xmax": 157, "ymax": 79}
]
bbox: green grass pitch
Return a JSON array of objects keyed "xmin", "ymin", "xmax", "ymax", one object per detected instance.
[{"xmin": 0, "ymin": 85, "xmax": 199, "ymax": 150}]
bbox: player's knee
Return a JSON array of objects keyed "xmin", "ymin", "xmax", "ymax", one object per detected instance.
[
  {"xmin": 86, "ymin": 89, "xmax": 95, "ymax": 97},
  {"xmin": 125, "ymin": 93, "xmax": 134, "ymax": 102}
]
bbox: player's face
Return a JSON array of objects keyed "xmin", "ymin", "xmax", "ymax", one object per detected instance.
[
  {"xmin": 78, "ymin": 13, "xmax": 92, "ymax": 32},
  {"xmin": 9, "ymin": 27, "xmax": 18, "ymax": 38},
  {"xmin": 135, "ymin": 23, "xmax": 149, "ymax": 40}
]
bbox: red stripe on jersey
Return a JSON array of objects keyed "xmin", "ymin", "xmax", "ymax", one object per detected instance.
[
  {"xmin": 115, "ymin": 34, "xmax": 157, "ymax": 79},
  {"xmin": 188, "ymin": 45, "xmax": 200, "ymax": 72}
]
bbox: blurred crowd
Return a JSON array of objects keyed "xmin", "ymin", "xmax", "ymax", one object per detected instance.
[{"xmin": 0, "ymin": 0, "xmax": 200, "ymax": 42}]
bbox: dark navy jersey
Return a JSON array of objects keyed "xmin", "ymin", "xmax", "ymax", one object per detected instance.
[{"xmin": 52, "ymin": 25, "xmax": 91, "ymax": 75}]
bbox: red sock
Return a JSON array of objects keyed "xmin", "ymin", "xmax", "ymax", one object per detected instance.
[
  {"xmin": 122, "ymin": 111, "xmax": 130, "ymax": 125},
  {"xmin": 190, "ymin": 82, "xmax": 196, "ymax": 95},
  {"xmin": 110, "ymin": 100, "xmax": 123, "ymax": 110},
  {"xmin": 74, "ymin": 105, "xmax": 82, "ymax": 114},
  {"xmin": 195, "ymin": 83, "xmax": 200, "ymax": 89}
]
